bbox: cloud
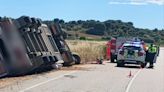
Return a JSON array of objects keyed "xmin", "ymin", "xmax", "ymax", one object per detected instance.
[
  {"xmin": 146, "ymin": 0, "xmax": 164, "ymax": 5},
  {"xmin": 109, "ymin": 1, "xmax": 147, "ymax": 5},
  {"xmin": 109, "ymin": 0, "xmax": 164, "ymax": 5}
]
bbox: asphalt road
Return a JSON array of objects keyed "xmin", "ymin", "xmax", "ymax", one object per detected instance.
[{"xmin": 0, "ymin": 48, "xmax": 164, "ymax": 92}]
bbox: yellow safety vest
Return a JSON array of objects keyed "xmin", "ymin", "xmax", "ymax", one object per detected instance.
[{"xmin": 148, "ymin": 46, "xmax": 157, "ymax": 53}]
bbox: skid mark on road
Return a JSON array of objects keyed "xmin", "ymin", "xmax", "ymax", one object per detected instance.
[
  {"xmin": 19, "ymin": 71, "xmax": 77, "ymax": 92},
  {"xmin": 125, "ymin": 69, "xmax": 142, "ymax": 92}
]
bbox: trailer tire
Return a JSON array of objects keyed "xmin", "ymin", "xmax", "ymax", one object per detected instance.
[
  {"xmin": 31, "ymin": 18, "xmax": 38, "ymax": 24},
  {"xmin": 23, "ymin": 16, "xmax": 32, "ymax": 24},
  {"xmin": 37, "ymin": 19, "xmax": 42, "ymax": 26}
]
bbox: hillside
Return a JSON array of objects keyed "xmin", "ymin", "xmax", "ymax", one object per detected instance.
[{"xmin": 44, "ymin": 19, "xmax": 164, "ymax": 44}]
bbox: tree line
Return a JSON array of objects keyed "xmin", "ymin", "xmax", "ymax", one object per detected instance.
[{"xmin": 44, "ymin": 19, "xmax": 164, "ymax": 44}]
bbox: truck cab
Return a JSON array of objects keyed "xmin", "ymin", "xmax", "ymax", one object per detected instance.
[{"xmin": 48, "ymin": 22, "xmax": 81, "ymax": 65}]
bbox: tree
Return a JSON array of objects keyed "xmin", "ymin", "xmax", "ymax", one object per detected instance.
[
  {"xmin": 54, "ymin": 18, "xmax": 60, "ymax": 23},
  {"xmin": 94, "ymin": 23, "xmax": 106, "ymax": 31},
  {"xmin": 153, "ymin": 28, "xmax": 158, "ymax": 32},
  {"xmin": 59, "ymin": 19, "xmax": 65, "ymax": 24},
  {"xmin": 77, "ymin": 20, "xmax": 84, "ymax": 24},
  {"xmin": 69, "ymin": 21, "xmax": 77, "ymax": 25},
  {"xmin": 79, "ymin": 36, "xmax": 86, "ymax": 40},
  {"xmin": 127, "ymin": 22, "xmax": 133, "ymax": 26},
  {"xmin": 43, "ymin": 18, "xmax": 164, "ymax": 44}
]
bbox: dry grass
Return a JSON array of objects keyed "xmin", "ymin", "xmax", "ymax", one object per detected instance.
[{"xmin": 67, "ymin": 40, "xmax": 107, "ymax": 63}]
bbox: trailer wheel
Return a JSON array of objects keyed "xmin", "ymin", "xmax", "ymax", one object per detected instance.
[
  {"xmin": 73, "ymin": 54, "xmax": 81, "ymax": 64},
  {"xmin": 23, "ymin": 16, "xmax": 32, "ymax": 24},
  {"xmin": 31, "ymin": 18, "xmax": 38, "ymax": 24},
  {"xmin": 37, "ymin": 19, "xmax": 42, "ymax": 26}
]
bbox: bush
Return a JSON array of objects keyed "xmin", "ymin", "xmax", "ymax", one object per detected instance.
[
  {"xmin": 79, "ymin": 36, "xmax": 86, "ymax": 40},
  {"xmin": 86, "ymin": 29, "xmax": 104, "ymax": 36}
]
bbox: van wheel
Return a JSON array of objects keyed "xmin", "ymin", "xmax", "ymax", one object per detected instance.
[
  {"xmin": 140, "ymin": 62, "xmax": 147, "ymax": 68},
  {"xmin": 117, "ymin": 60, "xmax": 124, "ymax": 67}
]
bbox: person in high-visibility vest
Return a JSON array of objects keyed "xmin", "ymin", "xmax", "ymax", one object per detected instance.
[
  {"xmin": 147, "ymin": 44, "xmax": 157, "ymax": 68},
  {"xmin": 155, "ymin": 44, "xmax": 160, "ymax": 56}
]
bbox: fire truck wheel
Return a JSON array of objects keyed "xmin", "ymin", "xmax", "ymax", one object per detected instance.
[{"xmin": 111, "ymin": 54, "xmax": 115, "ymax": 63}]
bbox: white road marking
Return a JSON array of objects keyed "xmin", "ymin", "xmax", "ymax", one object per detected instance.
[
  {"xmin": 125, "ymin": 69, "xmax": 142, "ymax": 92},
  {"xmin": 19, "ymin": 71, "xmax": 77, "ymax": 92}
]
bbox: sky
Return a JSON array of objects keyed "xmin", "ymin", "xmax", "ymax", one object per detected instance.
[{"xmin": 0, "ymin": 0, "xmax": 164, "ymax": 29}]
